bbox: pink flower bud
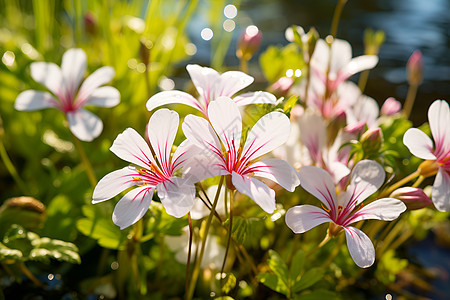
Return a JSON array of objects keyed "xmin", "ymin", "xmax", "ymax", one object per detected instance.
[
  {"xmin": 381, "ymin": 97, "xmax": 402, "ymax": 116},
  {"xmin": 268, "ymin": 77, "xmax": 294, "ymax": 98},
  {"xmin": 407, "ymin": 50, "xmax": 423, "ymax": 85},
  {"xmin": 84, "ymin": 12, "xmax": 97, "ymax": 36},
  {"xmin": 236, "ymin": 25, "xmax": 262, "ymax": 61},
  {"xmin": 345, "ymin": 121, "xmax": 366, "ymax": 135},
  {"xmin": 361, "ymin": 127, "xmax": 383, "ymax": 154},
  {"xmin": 390, "ymin": 187, "xmax": 432, "ymax": 210}
]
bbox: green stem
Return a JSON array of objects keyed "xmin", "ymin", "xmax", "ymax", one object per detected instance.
[
  {"xmin": 185, "ymin": 213, "xmax": 193, "ymax": 298},
  {"xmin": 306, "ymin": 233, "xmax": 331, "ymax": 257},
  {"xmin": 402, "ymin": 83, "xmax": 418, "ymax": 120},
  {"xmin": 220, "ymin": 190, "xmax": 234, "ymax": 290},
  {"xmin": 240, "ymin": 58, "xmax": 248, "ymax": 73},
  {"xmin": 377, "ymin": 219, "xmax": 405, "ymax": 258},
  {"xmin": 329, "ymin": 0, "xmax": 347, "ymax": 38},
  {"xmin": 186, "ymin": 176, "xmax": 224, "ymax": 300},
  {"xmin": 358, "ymin": 69, "xmax": 370, "ymax": 93},
  {"xmin": 412, "ymin": 175, "xmax": 425, "ymax": 188},
  {"xmin": 0, "ymin": 136, "xmax": 28, "ymax": 194},
  {"xmin": 72, "ymin": 135, "xmax": 97, "ymax": 187},
  {"xmin": 381, "ymin": 169, "xmax": 421, "ymax": 197},
  {"xmin": 19, "ymin": 262, "xmax": 43, "ymax": 287},
  {"xmin": 321, "ymin": 235, "xmax": 344, "ymax": 268}
]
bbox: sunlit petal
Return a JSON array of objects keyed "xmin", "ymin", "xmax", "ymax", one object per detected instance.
[
  {"xmin": 344, "ymin": 226, "xmax": 375, "ymax": 268},
  {"xmin": 403, "ymin": 128, "xmax": 436, "ymax": 160},
  {"xmin": 157, "ymin": 177, "xmax": 196, "ymax": 218},
  {"xmin": 77, "ymin": 66, "xmax": 115, "ymax": 101},
  {"xmin": 344, "ymin": 198, "xmax": 406, "ymax": 225},
  {"xmin": 15, "ymin": 90, "xmax": 58, "ymax": 111},
  {"xmin": 83, "ymin": 86, "xmax": 120, "ymax": 107},
  {"xmin": 428, "ymin": 100, "xmax": 450, "ymax": 158},
  {"xmin": 233, "ymin": 91, "xmax": 277, "ymax": 106},
  {"xmin": 67, "ymin": 108, "xmax": 103, "ymax": 142},
  {"xmin": 30, "ymin": 62, "xmax": 64, "ymax": 97},
  {"xmin": 285, "ymin": 205, "xmax": 331, "ymax": 233},
  {"xmin": 232, "ymin": 172, "xmax": 276, "ymax": 213},
  {"xmin": 61, "ymin": 48, "xmax": 87, "ymax": 95},
  {"xmin": 298, "ymin": 166, "xmax": 337, "ymax": 212},
  {"xmin": 432, "ymin": 167, "xmax": 450, "ymax": 212},
  {"xmin": 112, "ymin": 186, "xmax": 154, "ymax": 229},
  {"xmin": 92, "ymin": 166, "xmax": 140, "ymax": 203},
  {"xmin": 146, "ymin": 90, "xmax": 204, "ymax": 114},
  {"xmin": 248, "ymin": 158, "xmax": 300, "ymax": 192}
]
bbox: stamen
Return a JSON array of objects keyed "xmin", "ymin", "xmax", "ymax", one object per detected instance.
[{"xmin": 320, "ymin": 203, "xmax": 331, "ymax": 213}]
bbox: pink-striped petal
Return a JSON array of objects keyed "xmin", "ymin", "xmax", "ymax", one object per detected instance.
[
  {"xmin": 147, "ymin": 109, "xmax": 179, "ymax": 176},
  {"xmin": 67, "ymin": 108, "xmax": 103, "ymax": 142},
  {"xmin": 208, "ymin": 97, "xmax": 242, "ymax": 154},
  {"xmin": 298, "ymin": 166, "xmax": 337, "ymax": 212},
  {"xmin": 403, "ymin": 128, "xmax": 436, "ymax": 160},
  {"xmin": 83, "ymin": 86, "xmax": 120, "ymax": 107},
  {"xmin": 110, "ymin": 127, "xmax": 157, "ymax": 169},
  {"xmin": 15, "ymin": 90, "xmax": 58, "ymax": 111},
  {"xmin": 298, "ymin": 111, "xmax": 326, "ymax": 163},
  {"xmin": 428, "ymin": 100, "xmax": 450, "ymax": 159},
  {"xmin": 92, "ymin": 166, "xmax": 141, "ymax": 203},
  {"xmin": 285, "ymin": 205, "xmax": 331, "ymax": 233},
  {"xmin": 30, "ymin": 62, "xmax": 64, "ymax": 97},
  {"xmin": 146, "ymin": 90, "xmax": 204, "ymax": 114},
  {"xmin": 216, "ymin": 71, "xmax": 254, "ymax": 98},
  {"xmin": 248, "ymin": 158, "xmax": 300, "ymax": 192},
  {"xmin": 231, "ymin": 172, "xmax": 276, "ymax": 213},
  {"xmin": 340, "ymin": 55, "xmax": 378, "ymax": 81},
  {"xmin": 112, "ymin": 186, "xmax": 154, "ymax": 229},
  {"xmin": 344, "ymin": 226, "xmax": 375, "ymax": 268},
  {"xmin": 233, "ymin": 91, "xmax": 277, "ymax": 106},
  {"xmin": 61, "ymin": 49, "xmax": 87, "ymax": 95},
  {"xmin": 329, "ymin": 39, "xmax": 352, "ymax": 75},
  {"xmin": 77, "ymin": 66, "xmax": 115, "ymax": 102},
  {"xmin": 157, "ymin": 177, "xmax": 196, "ymax": 218},
  {"xmin": 344, "ymin": 198, "xmax": 406, "ymax": 226},
  {"xmin": 186, "ymin": 64, "xmax": 221, "ymax": 105},
  {"xmin": 241, "ymin": 111, "xmax": 291, "ymax": 162},
  {"xmin": 432, "ymin": 167, "xmax": 450, "ymax": 212}
]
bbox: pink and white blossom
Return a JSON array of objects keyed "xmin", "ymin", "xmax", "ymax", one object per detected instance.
[
  {"xmin": 15, "ymin": 48, "xmax": 120, "ymax": 141},
  {"xmin": 285, "ymin": 160, "xmax": 406, "ymax": 268},
  {"xmin": 403, "ymin": 100, "xmax": 450, "ymax": 211},
  {"xmin": 146, "ymin": 64, "xmax": 276, "ymax": 117},
  {"xmin": 182, "ymin": 96, "xmax": 300, "ymax": 213},
  {"xmin": 92, "ymin": 109, "xmax": 199, "ymax": 229}
]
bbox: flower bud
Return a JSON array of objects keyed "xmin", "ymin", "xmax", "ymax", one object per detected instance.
[
  {"xmin": 363, "ymin": 28, "xmax": 385, "ymax": 55},
  {"xmin": 268, "ymin": 77, "xmax": 294, "ymax": 98},
  {"xmin": 140, "ymin": 37, "xmax": 153, "ymax": 66},
  {"xmin": 381, "ymin": 97, "xmax": 402, "ymax": 116},
  {"xmin": 236, "ymin": 25, "xmax": 262, "ymax": 61},
  {"xmin": 407, "ymin": 50, "xmax": 423, "ymax": 85},
  {"xmin": 361, "ymin": 127, "xmax": 383, "ymax": 154},
  {"xmin": 390, "ymin": 187, "xmax": 432, "ymax": 210},
  {"xmin": 84, "ymin": 12, "xmax": 98, "ymax": 36}
]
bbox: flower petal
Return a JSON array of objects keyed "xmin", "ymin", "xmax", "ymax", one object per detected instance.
[
  {"xmin": 285, "ymin": 205, "xmax": 331, "ymax": 233},
  {"xmin": 344, "ymin": 198, "xmax": 406, "ymax": 225},
  {"xmin": 30, "ymin": 62, "xmax": 64, "ymax": 97},
  {"xmin": 340, "ymin": 55, "xmax": 378, "ymax": 81},
  {"xmin": 241, "ymin": 111, "xmax": 291, "ymax": 162},
  {"xmin": 77, "ymin": 66, "xmax": 115, "ymax": 101},
  {"xmin": 61, "ymin": 48, "xmax": 87, "ymax": 95},
  {"xmin": 92, "ymin": 166, "xmax": 140, "ymax": 203},
  {"xmin": 432, "ymin": 167, "xmax": 450, "ymax": 212},
  {"xmin": 344, "ymin": 226, "xmax": 375, "ymax": 268},
  {"xmin": 330, "ymin": 39, "xmax": 353, "ymax": 75},
  {"xmin": 217, "ymin": 70, "xmax": 254, "ymax": 98},
  {"xmin": 428, "ymin": 100, "xmax": 450, "ymax": 159},
  {"xmin": 112, "ymin": 186, "xmax": 154, "ymax": 229},
  {"xmin": 110, "ymin": 127, "xmax": 157, "ymax": 169},
  {"xmin": 146, "ymin": 90, "xmax": 205, "ymax": 114},
  {"xmin": 233, "ymin": 91, "xmax": 277, "ymax": 106},
  {"xmin": 157, "ymin": 177, "xmax": 196, "ymax": 218},
  {"xmin": 208, "ymin": 97, "xmax": 242, "ymax": 154},
  {"xmin": 231, "ymin": 172, "xmax": 276, "ymax": 213},
  {"xmin": 147, "ymin": 109, "xmax": 179, "ymax": 176},
  {"xmin": 403, "ymin": 128, "xmax": 436, "ymax": 160},
  {"xmin": 247, "ymin": 158, "xmax": 300, "ymax": 192},
  {"xmin": 345, "ymin": 160, "xmax": 385, "ymax": 207},
  {"xmin": 15, "ymin": 90, "xmax": 58, "ymax": 111},
  {"xmin": 84, "ymin": 86, "xmax": 120, "ymax": 107},
  {"xmin": 298, "ymin": 111, "xmax": 326, "ymax": 163},
  {"xmin": 298, "ymin": 166, "xmax": 337, "ymax": 212},
  {"xmin": 67, "ymin": 108, "xmax": 103, "ymax": 142},
  {"xmin": 186, "ymin": 64, "xmax": 221, "ymax": 105}
]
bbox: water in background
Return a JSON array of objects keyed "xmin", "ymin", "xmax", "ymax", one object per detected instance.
[{"xmin": 187, "ymin": 0, "xmax": 450, "ymax": 126}]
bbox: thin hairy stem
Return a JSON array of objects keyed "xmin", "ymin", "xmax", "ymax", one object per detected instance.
[{"xmin": 72, "ymin": 135, "xmax": 97, "ymax": 187}]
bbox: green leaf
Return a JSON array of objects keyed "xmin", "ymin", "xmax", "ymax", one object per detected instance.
[
  {"xmin": 227, "ymin": 216, "xmax": 262, "ymax": 246},
  {"xmin": 294, "ymin": 289, "xmax": 339, "ymax": 300},
  {"xmin": 260, "ymin": 44, "xmax": 305, "ymax": 83},
  {"xmin": 289, "ymin": 249, "xmax": 305, "ymax": 281},
  {"xmin": 283, "ymin": 96, "xmax": 299, "ymax": 115},
  {"xmin": 145, "ymin": 202, "xmax": 187, "ymax": 237},
  {"xmin": 0, "ymin": 242, "xmax": 23, "ymax": 261},
  {"xmin": 257, "ymin": 273, "xmax": 288, "ymax": 296},
  {"xmin": 292, "ymin": 268, "xmax": 325, "ymax": 293},
  {"xmin": 30, "ymin": 237, "xmax": 80, "ymax": 264},
  {"xmin": 41, "ymin": 194, "xmax": 78, "ymax": 241},
  {"xmin": 268, "ymin": 250, "xmax": 289, "ymax": 288}
]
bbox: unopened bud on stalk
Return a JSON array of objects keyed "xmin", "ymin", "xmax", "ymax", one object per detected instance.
[
  {"xmin": 268, "ymin": 77, "xmax": 294, "ymax": 98},
  {"xmin": 418, "ymin": 160, "xmax": 439, "ymax": 177},
  {"xmin": 306, "ymin": 27, "xmax": 319, "ymax": 63},
  {"xmin": 236, "ymin": 25, "xmax": 262, "ymax": 61},
  {"xmin": 140, "ymin": 37, "xmax": 153, "ymax": 66},
  {"xmin": 390, "ymin": 187, "xmax": 432, "ymax": 210},
  {"xmin": 381, "ymin": 97, "xmax": 402, "ymax": 116},
  {"xmin": 363, "ymin": 28, "xmax": 385, "ymax": 55},
  {"xmin": 345, "ymin": 121, "xmax": 366, "ymax": 135},
  {"xmin": 361, "ymin": 127, "xmax": 383, "ymax": 154},
  {"xmin": 84, "ymin": 12, "xmax": 97, "ymax": 36},
  {"xmin": 407, "ymin": 50, "xmax": 423, "ymax": 85}
]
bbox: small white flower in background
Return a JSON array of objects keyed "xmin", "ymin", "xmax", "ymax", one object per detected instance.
[
  {"xmin": 146, "ymin": 64, "xmax": 276, "ymax": 117},
  {"xmin": 92, "ymin": 109, "xmax": 201, "ymax": 229},
  {"xmin": 15, "ymin": 48, "xmax": 120, "ymax": 141},
  {"xmin": 285, "ymin": 160, "xmax": 406, "ymax": 268}
]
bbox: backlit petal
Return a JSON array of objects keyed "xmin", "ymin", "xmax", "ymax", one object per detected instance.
[
  {"xmin": 110, "ymin": 127, "xmax": 157, "ymax": 169},
  {"xmin": 233, "ymin": 91, "xmax": 277, "ymax": 106},
  {"xmin": 77, "ymin": 66, "xmax": 115, "ymax": 101},
  {"xmin": 344, "ymin": 198, "xmax": 406, "ymax": 225},
  {"xmin": 30, "ymin": 62, "xmax": 64, "ymax": 97},
  {"xmin": 432, "ymin": 167, "xmax": 450, "ymax": 212},
  {"xmin": 217, "ymin": 70, "xmax": 254, "ymax": 98},
  {"xmin": 186, "ymin": 64, "xmax": 221, "ymax": 105},
  {"xmin": 84, "ymin": 86, "xmax": 120, "ymax": 107},
  {"xmin": 340, "ymin": 55, "xmax": 378, "ymax": 81},
  {"xmin": 67, "ymin": 108, "xmax": 103, "ymax": 142},
  {"xmin": 241, "ymin": 111, "xmax": 291, "ymax": 162},
  {"xmin": 146, "ymin": 90, "xmax": 204, "ymax": 114},
  {"xmin": 298, "ymin": 166, "xmax": 337, "ymax": 212},
  {"xmin": 232, "ymin": 172, "xmax": 276, "ymax": 213},
  {"xmin": 92, "ymin": 166, "xmax": 140, "ymax": 203},
  {"xmin": 428, "ymin": 100, "xmax": 450, "ymax": 158},
  {"xmin": 248, "ymin": 158, "xmax": 300, "ymax": 192},
  {"xmin": 15, "ymin": 90, "xmax": 58, "ymax": 111},
  {"xmin": 61, "ymin": 49, "xmax": 87, "ymax": 95},
  {"xmin": 403, "ymin": 128, "xmax": 436, "ymax": 160},
  {"xmin": 112, "ymin": 186, "xmax": 154, "ymax": 229},
  {"xmin": 157, "ymin": 177, "xmax": 196, "ymax": 218},
  {"xmin": 344, "ymin": 226, "xmax": 375, "ymax": 268},
  {"xmin": 285, "ymin": 205, "xmax": 331, "ymax": 233}
]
